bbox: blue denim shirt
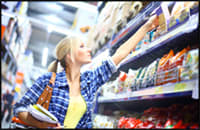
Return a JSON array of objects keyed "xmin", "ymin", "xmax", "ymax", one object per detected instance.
[{"xmin": 13, "ymin": 56, "xmax": 117, "ymax": 128}]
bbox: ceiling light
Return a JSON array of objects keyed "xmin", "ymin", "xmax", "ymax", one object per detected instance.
[
  {"xmin": 46, "ymin": 3, "xmax": 63, "ymax": 11},
  {"xmin": 47, "ymin": 26, "xmax": 52, "ymax": 33},
  {"xmin": 42, "ymin": 47, "xmax": 48, "ymax": 67},
  {"xmin": 58, "ymin": 2, "xmax": 97, "ymax": 13}
]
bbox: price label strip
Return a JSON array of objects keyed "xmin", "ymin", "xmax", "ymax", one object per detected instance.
[
  {"xmin": 174, "ymin": 83, "xmax": 186, "ymax": 92},
  {"xmin": 154, "ymin": 86, "xmax": 163, "ymax": 94}
]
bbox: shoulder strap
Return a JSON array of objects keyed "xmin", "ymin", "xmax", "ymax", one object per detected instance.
[
  {"xmin": 36, "ymin": 72, "xmax": 56, "ymax": 110},
  {"xmin": 49, "ymin": 72, "xmax": 56, "ymax": 86}
]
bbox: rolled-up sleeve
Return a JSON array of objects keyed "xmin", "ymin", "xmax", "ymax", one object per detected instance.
[
  {"xmin": 89, "ymin": 56, "xmax": 118, "ymax": 94},
  {"xmin": 13, "ymin": 72, "xmax": 52, "ymax": 117}
]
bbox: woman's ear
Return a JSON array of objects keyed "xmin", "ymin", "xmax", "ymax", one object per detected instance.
[
  {"xmin": 66, "ymin": 53, "xmax": 74, "ymax": 63},
  {"xmin": 66, "ymin": 54, "xmax": 71, "ymax": 62},
  {"xmin": 66, "ymin": 54, "xmax": 70, "ymax": 59}
]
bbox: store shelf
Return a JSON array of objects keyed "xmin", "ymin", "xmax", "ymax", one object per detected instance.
[
  {"xmin": 98, "ymin": 79, "xmax": 198, "ymax": 103},
  {"xmin": 2, "ymin": 39, "xmax": 18, "ymax": 69},
  {"xmin": 119, "ymin": 12, "xmax": 199, "ymax": 68},
  {"xmin": 2, "ymin": 74, "xmax": 14, "ymax": 86},
  {"xmin": 94, "ymin": 2, "xmax": 199, "ymax": 128}
]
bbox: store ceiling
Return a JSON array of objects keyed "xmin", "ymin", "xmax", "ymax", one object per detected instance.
[{"xmin": 26, "ymin": 2, "xmax": 97, "ymax": 69}]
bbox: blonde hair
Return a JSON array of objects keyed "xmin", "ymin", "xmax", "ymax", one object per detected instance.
[{"xmin": 47, "ymin": 36, "xmax": 81, "ymax": 72}]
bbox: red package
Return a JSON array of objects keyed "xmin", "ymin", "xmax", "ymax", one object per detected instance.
[
  {"xmin": 168, "ymin": 46, "xmax": 190, "ymax": 83},
  {"xmin": 190, "ymin": 124, "xmax": 199, "ymax": 129},
  {"xmin": 124, "ymin": 118, "xmax": 143, "ymax": 129},
  {"xmin": 119, "ymin": 71, "xmax": 127, "ymax": 82},
  {"xmin": 124, "ymin": 117, "xmax": 136, "ymax": 128},
  {"xmin": 118, "ymin": 117, "xmax": 128, "ymax": 128},
  {"xmin": 164, "ymin": 119, "xmax": 174, "ymax": 128},
  {"xmin": 181, "ymin": 123, "xmax": 189, "ymax": 129},
  {"xmin": 139, "ymin": 121, "xmax": 155, "ymax": 129},
  {"xmin": 173, "ymin": 120, "xmax": 183, "ymax": 129},
  {"xmin": 155, "ymin": 122, "xmax": 163, "ymax": 128},
  {"xmin": 156, "ymin": 49, "xmax": 174, "ymax": 85}
]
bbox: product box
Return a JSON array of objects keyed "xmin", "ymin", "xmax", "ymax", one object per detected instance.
[
  {"xmin": 167, "ymin": 2, "xmax": 190, "ymax": 32},
  {"xmin": 155, "ymin": 2, "xmax": 171, "ymax": 35}
]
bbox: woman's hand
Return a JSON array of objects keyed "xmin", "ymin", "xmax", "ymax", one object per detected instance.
[
  {"xmin": 111, "ymin": 14, "xmax": 159, "ymax": 66},
  {"xmin": 144, "ymin": 15, "xmax": 159, "ymax": 32}
]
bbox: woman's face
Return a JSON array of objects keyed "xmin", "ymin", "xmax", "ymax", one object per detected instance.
[{"xmin": 75, "ymin": 42, "xmax": 92, "ymax": 65}]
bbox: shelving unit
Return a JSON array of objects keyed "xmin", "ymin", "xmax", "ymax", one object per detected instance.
[
  {"xmin": 109, "ymin": 6, "xmax": 199, "ymax": 81},
  {"xmin": 93, "ymin": 1, "xmax": 199, "ymax": 128},
  {"xmin": 1, "ymin": 2, "xmax": 32, "ymax": 99},
  {"xmin": 119, "ymin": 13, "xmax": 199, "ymax": 67}
]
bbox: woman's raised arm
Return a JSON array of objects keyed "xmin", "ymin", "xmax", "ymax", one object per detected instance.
[{"xmin": 112, "ymin": 15, "xmax": 159, "ymax": 66}]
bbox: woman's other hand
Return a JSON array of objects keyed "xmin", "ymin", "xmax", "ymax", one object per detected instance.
[{"xmin": 37, "ymin": 122, "xmax": 60, "ymax": 129}]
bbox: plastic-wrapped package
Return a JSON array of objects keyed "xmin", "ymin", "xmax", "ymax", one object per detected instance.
[
  {"xmin": 138, "ymin": 67, "xmax": 147, "ymax": 89},
  {"xmin": 180, "ymin": 48, "xmax": 199, "ymax": 80},
  {"xmin": 93, "ymin": 114, "xmax": 117, "ymax": 128},
  {"xmin": 143, "ymin": 59, "xmax": 159, "ymax": 88},
  {"xmin": 168, "ymin": 47, "xmax": 190, "ymax": 83},
  {"xmin": 156, "ymin": 50, "xmax": 174, "ymax": 85},
  {"xmin": 141, "ymin": 66, "xmax": 149, "ymax": 88},
  {"xmin": 134, "ymin": 68, "xmax": 144, "ymax": 90},
  {"xmin": 130, "ymin": 68, "xmax": 142, "ymax": 91},
  {"xmin": 125, "ymin": 69, "xmax": 138, "ymax": 92}
]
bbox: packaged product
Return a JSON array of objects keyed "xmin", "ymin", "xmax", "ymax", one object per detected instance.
[
  {"xmin": 168, "ymin": 2, "xmax": 191, "ymax": 31},
  {"xmin": 115, "ymin": 2, "xmax": 133, "ymax": 23},
  {"xmin": 143, "ymin": 59, "xmax": 159, "ymax": 87},
  {"xmin": 119, "ymin": 71, "xmax": 127, "ymax": 82},
  {"xmin": 184, "ymin": 1, "xmax": 199, "ymax": 9},
  {"xmin": 131, "ymin": 68, "xmax": 142, "ymax": 91},
  {"xmin": 141, "ymin": 66, "xmax": 149, "ymax": 88},
  {"xmin": 155, "ymin": 2, "xmax": 171, "ymax": 35},
  {"xmin": 115, "ymin": 71, "xmax": 127, "ymax": 94},
  {"xmin": 156, "ymin": 49, "xmax": 174, "ymax": 85},
  {"xmin": 184, "ymin": 48, "xmax": 199, "ymax": 65},
  {"xmin": 138, "ymin": 67, "xmax": 147, "ymax": 89},
  {"xmin": 180, "ymin": 48, "xmax": 199, "ymax": 80},
  {"xmin": 127, "ymin": 1, "xmax": 143, "ymax": 21},
  {"xmin": 118, "ymin": 116, "xmax": 128, "ymax": 128},
  {"xmin": 125, "ymin": 69, "xmax": 138, "ymax": 92},
  {"xmin": 158, "ymin": 49, "xmax": 174, "ymax": 71},
  {"xmin": 171, "ymin": 2, "xmax": 185, "ymax": 18},
  {"xmin": 93, "ymin": 114, "xmax": 116, "ymax": 128},
  {"xmin": 135, "ymin": 67, "xmax": 146, "ymax": 90},
  {"xmin": 168, "ymin": 47, "xmax": 190, "ymax": 83},
  {"xmin": 151, "ymin": 59, "xmax": 159, "ymax": 86},
  {"xmin": 169, "ymin": 46, "xmax": 190, "ymax": 69}
]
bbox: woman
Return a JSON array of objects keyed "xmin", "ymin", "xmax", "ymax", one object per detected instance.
[{"xmin": 13, "ymin": 15, "xmax": 158, "ymax": 128}]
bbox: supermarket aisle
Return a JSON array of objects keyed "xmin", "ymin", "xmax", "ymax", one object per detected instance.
[{"xmin": 1, "ymin": 1, "xmax": 199, "ymax": 129}]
